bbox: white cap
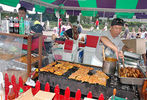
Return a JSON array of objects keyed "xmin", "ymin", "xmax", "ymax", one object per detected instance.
[
  {"xmin": 9, "ymin": 85, "xmax": 13, "ymax": 88},
  {"xmin": 72, "ymin": 23, "xmax": 78, "ymax": 27}
]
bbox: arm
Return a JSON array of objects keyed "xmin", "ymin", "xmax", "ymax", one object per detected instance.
[
  {"xmin": 64, "ymin": 32, "xmax": 69, "ymax": 40},
  {"xmin": 122, "ymin": 45, "xmax": 135, "ymax": 52},
  {"xmin": 100, "ymin": 36, "xmax": 124, "ymax": 60},
  {"xmin": 100, "ymin": 36, "xmax": 118, "ymax": 53}
]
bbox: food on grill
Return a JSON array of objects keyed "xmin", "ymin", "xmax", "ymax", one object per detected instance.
[
  {"xmin": 40, "ymin": 65, "xmax": 52, "ymax": 72},
  {"xmin": 119, "ymin": 67, "xmax": 144, "ymax": 78},
  {"xmin": 40, "ymin": 61, "xmax": 109, "ymax": 86},
  {"xmin": 40, "ymin": 61, "xmax": 74, "ymax": 75},
  {"xmin": 69, "ymin": 69, "xmax": 109, "ymax": 86}
]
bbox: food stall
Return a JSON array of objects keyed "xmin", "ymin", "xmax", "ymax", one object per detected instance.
[
  {"xmin": 0, "ymin": 0, "xmax": 147, "ymax": 100},
  {"xmin": 0, "ymin": 29, "xmax": 146, "ymax": 100}
]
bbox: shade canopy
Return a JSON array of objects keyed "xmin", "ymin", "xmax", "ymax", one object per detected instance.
[{"xmin": 0, "ymin": 0, "xmax": 147, "ymax": 18}]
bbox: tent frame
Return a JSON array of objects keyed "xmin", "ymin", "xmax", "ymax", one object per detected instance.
[{"xmin": 21, "ymin": 0, "xmax": 147, "ymax": 13}]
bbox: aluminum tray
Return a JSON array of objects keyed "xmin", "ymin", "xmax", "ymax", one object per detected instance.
[
  {"xmin": 124, "ymin": 51, "xmax": 141, "ymax": 60},
  {"xmin": 117, "ymin": 64, "xmax": 147, "ymax": 85}
]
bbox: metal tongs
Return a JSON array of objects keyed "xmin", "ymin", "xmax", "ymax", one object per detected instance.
[
  {"xmin": 122, "ymin": 58, "xmax": 126, "ymax": 68},
  {"xmin": 118, "ymin": 47, "xmax": 125, "ymax": 68}
]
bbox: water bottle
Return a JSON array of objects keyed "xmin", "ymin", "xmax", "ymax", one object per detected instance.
[
  {"xmin": 9, "ymin": 17, "xmax": 14, "ymax": 33},
  {"xmin": 24, "ymin": 20, "xmax": 30, "ymax": 34},
  {"xmin": 19, "ymin": 17, "xmax": 25, "ymax": 35},
  {"xmin": 7, "ymin": 85, "xmax": 16, "ymax": 100}
]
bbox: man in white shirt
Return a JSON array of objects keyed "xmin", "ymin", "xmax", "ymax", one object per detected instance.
[{"xmin": 93, "ymin": 18, "xmax": 130, "ymax": 66}]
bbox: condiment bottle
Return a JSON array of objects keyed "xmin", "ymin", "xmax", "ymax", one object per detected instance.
[
  {"xmin": 7, "ymin": 85, "xmax": 16, "ymax": 100},
  {"xmin": 98, "ymin": 93, "xmax": 104, "ymax": 100},
  {"xmin": 0, "ymin": 83, "xmax": 5, "ymax": 100},
  {"xmin": 19, "ymin": 88, "xmax": 23, "ymax": 96},
  {"xmin": 142, "ymin": 80, "xmax": 147, "ymax": 100},
  {"xmin": 112, "ymin": 88, "xmax": 116, "ymax": 100}
]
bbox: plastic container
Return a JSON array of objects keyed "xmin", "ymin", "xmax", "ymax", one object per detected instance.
[
  {"xmin": 0, "ymin": 83, "xmax": 5, "ymax": 100},
  {"xmin": 19, "ymin": 88, "xmax": 23, "ymax": 96},
  {"xmin": 8, "ymin": 85, "xmax": 16, "ymax": 100}
]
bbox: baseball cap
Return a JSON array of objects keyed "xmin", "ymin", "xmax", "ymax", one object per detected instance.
[
  {"xmin": 72, "ymin": 23, "xmax": 78, "ymax": 27},
  {"xmin": 111, "ymin": 18, "xmax": 124, "ymax": 26}
]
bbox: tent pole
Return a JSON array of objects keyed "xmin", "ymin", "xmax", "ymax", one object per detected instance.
[
  {"xmin": 0, "ymin": 12, "xmax": 1, "ymax": 24},
  {"xmin": 40, "ymin": 13, "xmax": 42, "ymax": 24},
  {"xmin": 77, "ymin": 13, "xmax": 80, "ymax": 23},
  {"xmin": 57, "ymin": 16, "xmax": 59, "ymax": 35}
]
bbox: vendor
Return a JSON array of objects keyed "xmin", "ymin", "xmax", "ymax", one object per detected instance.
[
  {"xmin": 93, "ymin": 18, "xmax": 132, "ymax": 66},
  {"xmin": 63, "ymin": 23, "xmax": 79, "ymax": 40},
  {"xmin": 18, "ymin": 6, "xmax": 27, "ymax": 20}
]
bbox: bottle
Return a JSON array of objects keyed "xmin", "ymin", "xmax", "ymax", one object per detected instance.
[
  {"xmin": 9, "ymin": 17, "xmax": 14, "ymax": 33},
  {"xmin": 98, "ymin": 93, "xmax": 104, "ymax": 100},
  {"xmin": 8, "ymin": 85, "xmax": 16, "ymax": 100},
  {"xmin": 142, "ymin": 80, "xmax": 147, "ymax": 100},
  {"xmin": 14, "ymin": 17, "xmax": 19, "ymax": 34},
  {"xmin": 0, "ymin": 83, "xmax": 5, "ymax": 100},
  {"xmin": 19, "ymin": 88, "xmax": 23, "ymax": 96},
  {"xmin": 19, "ymin": 17, "xmax": 25, "ymax": 35},
  {"xmin": 24, "ymin": 20, "xmax": 30, "ymax": 34}
]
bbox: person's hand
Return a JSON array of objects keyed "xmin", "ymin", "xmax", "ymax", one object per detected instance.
[
  {"xmin": 118, "ymin": 51, "xmax": 124, "ymax": 60},
  {"xmin": 127, "ymin": 48, "xmax": 135, "ymax": 52},
  {"xmin": 114, "ymin": 49, "xmax": 124, "ymax": 61},
  {"xmin": 114, "ymin": 49, "xmax": 119, "ymax": 60}
]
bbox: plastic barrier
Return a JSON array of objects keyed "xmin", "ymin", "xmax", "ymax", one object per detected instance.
[{"xmin": 4, "ymin": 73, "xmax": 104, "ymax": 100}]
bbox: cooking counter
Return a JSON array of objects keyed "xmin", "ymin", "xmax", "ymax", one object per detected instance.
[{"xmin": 38, "ymin": 61, "xmax": 141, "ymax": 99}]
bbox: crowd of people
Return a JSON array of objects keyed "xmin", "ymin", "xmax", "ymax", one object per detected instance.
[
  {"xmin": 52, "ymin": 20, "xmax": 83, "ymax": 40},
  {"xmin": 122, "ymin": 24, "xmax": 147, "ymax": 39}
]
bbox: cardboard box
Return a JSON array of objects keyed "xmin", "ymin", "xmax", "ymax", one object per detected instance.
[
  {"xmin": 33, "ymin": 90, "xmax": 55, "ymax": 100},
  {"xmin": 15, "ymin": 89, "xmax": 34, "ymax": 100},
  {"xmin": 16, "ymin": 89, "xmax": 55, "ymax": 100},
  {"xmin": 122, "ymin": 39, "xmax": 147, "ymax": 54}
]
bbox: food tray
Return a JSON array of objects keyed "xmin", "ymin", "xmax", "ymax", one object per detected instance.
[
  {"xmin": 118, "ymin": 64, "xmax": 146, "ymax": 85},
  {"xmin": 124, "ymin": 51, "xmax": 141, "ymax": 60}
]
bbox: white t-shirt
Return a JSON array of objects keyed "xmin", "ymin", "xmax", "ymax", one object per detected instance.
[
  {"xmin": 141, "ymin": 31, "xmax": 147, "ymax": 39},
  {"xmin": 95, "ymin": 30, "xmax": 124, "ymax": 63}
]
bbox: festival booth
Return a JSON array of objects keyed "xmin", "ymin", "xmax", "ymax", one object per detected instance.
[{"xmin": 0, "ymin": 0, "xmax": 147, "ymax": 100}]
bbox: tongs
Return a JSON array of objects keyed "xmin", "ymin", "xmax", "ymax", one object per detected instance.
[{"xmin": 122, "ymin": 58, "xmax": 126, "ymax": 68}]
